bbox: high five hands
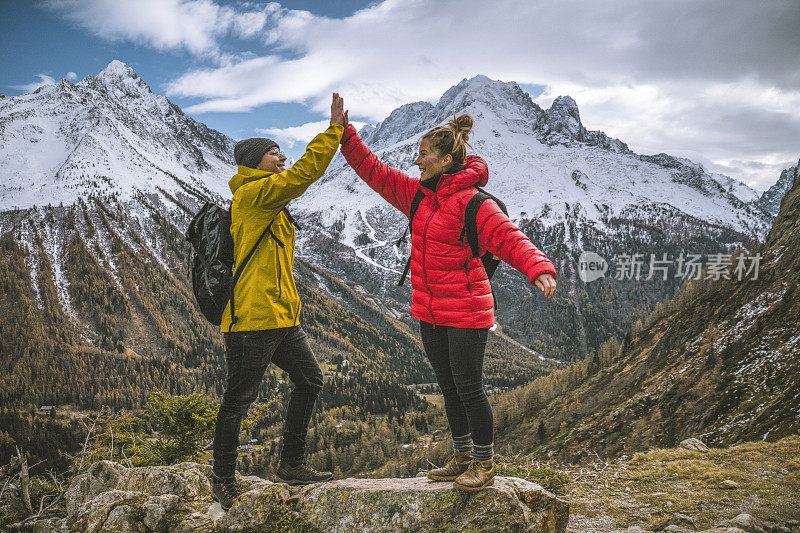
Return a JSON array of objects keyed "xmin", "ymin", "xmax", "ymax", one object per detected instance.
[
  {"xmin": 330, "ymin": 93, "xmax": 349, "ymax": 128},
  {"xmin": 534, "ymin": 273, "xmax": 556, "ymax": 298}
]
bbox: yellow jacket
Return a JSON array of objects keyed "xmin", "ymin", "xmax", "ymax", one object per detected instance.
[{"xmin": 221, "ymin": 123, "xmax": 344, "ymax": 332}]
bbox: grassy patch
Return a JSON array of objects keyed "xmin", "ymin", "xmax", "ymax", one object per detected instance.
[
  {"xmin": 495, "ymin": 459, "xmax": 571, "ymax": 495},
  {"xmin": 259, "ymin": 502, "xmax": 321, "ymax": 533},
  {"xmin": 565, "ymin": 435, "xmax": 800, "ymax": 530},
  {"xmin": 419, "ymin": 394, "xmax": 444, "ymax": 409}
]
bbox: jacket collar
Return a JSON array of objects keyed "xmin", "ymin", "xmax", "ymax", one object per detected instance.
[
  {"xmin": 229, "ymin": 165, "xmax": 274, "ymax": 195},
  {"xmin": 419, "ymin": 157, "xmax": 488, "ymax": 200}
]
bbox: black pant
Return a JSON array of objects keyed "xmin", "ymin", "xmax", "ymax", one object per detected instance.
[
  {"xmin": 419, "ymin": 320, "xmax": 493, "ymax": 446},
  {"xmin": 212, "ymin": 325, "xmax": 323, "ymax": 478}
]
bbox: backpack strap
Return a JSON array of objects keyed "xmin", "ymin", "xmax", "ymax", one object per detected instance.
[
  {"xmin": 228, "ymin": 223, "xmax": 272, "ymax": 332},
  {"xmin": 464, "ymin": 188, "xmax": 509, "ymax": 309},
  {"xmin": 283, "ymin": 206, "xmax": 301, "ymax": 230},
  {"xmin": 397, "ymin": 188, "xmax": 426, "ymax": 287},
  {"xmin": 227, "ymin": 205, "xmax": 289, "ymax": 332},
  {"xmin": 409, "ymin": 187, "xmax": 426, "ymax": 222},
  {"xmin": 464, "ymin": 187, "xmax": 508, "ymax": 258}
]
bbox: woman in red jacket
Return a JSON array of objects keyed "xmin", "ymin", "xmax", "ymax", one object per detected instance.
[{"xmin": 340, "ymin": 113, "xmax": 557, "ymax": 491}]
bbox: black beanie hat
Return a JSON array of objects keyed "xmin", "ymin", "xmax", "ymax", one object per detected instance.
[{"xmin": 234, "ymin": 138, "xmax": 279, "ymax": 169}]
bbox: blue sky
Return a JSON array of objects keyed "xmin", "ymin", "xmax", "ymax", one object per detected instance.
[
  {"xmin": 0, "ymin": 0, "xmax": 378, "ymax": 158},
  {"xmin": 2, "ymin": 0, "xmax": 799, "ymax": 189}
]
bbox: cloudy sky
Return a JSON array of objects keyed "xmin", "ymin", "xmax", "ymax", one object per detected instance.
[{"xmin": 2, "ymin": 0, "xmax": 798, "ymax": 190}]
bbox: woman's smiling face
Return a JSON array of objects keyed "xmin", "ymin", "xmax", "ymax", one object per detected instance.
[{"xmin": 414, "ymin": 138, "xmax": 452, "ymax": 181}]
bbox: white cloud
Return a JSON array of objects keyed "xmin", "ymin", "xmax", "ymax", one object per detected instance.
[
  {"xmin": 11, "ymin": 74, "xmax": 56, "ymax": 92},
  {"xmin": 256, "ymin": 120, "xmax": 368, "ymax": 148},
  {"xmin": 43, "ymin": 0, "xmax": 800, "ymax": 188},
  {"xmin": 42, "ymin": 0, "xmax": 273, "ymax": 62},
  {"xmin": 705, "ymin": 158, "xmax": 796, "ymax": 192},
  {"xmin": 10, "ymin": 71, "xmax": 90, "ymax": 92}
]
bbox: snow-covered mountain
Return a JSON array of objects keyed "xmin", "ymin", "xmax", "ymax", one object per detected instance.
[
  {"xmin": 292, "ymin": 76, "xmax": 782, "ymax": 359},
  {"xmin": 0, "ymin": 60, "xmax": 234, "ymax": 211},
  {"xmin": 0, "ymin": 66, "xmax": 789, "ymax": 365},
  {"xmin": 296, "ymin": 75, "xmax": 771, "ymax": 252},
  {"xmin": 759, "ymin": 158, "xmax": 799, "ymax": 216}
]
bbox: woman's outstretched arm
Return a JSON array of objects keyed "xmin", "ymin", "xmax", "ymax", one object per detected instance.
[
  {"xmin": 340, "ymin": 124, "xmax": 419, "ymax": 218},
  {"xmin": 475, "ymin": 200, "xmax": 557, "ymax": 293}
]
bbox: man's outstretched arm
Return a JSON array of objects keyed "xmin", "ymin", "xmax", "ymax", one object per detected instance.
[{"xmin": 240, "ymin": 93, "xmax": 347, "ymax": 208}]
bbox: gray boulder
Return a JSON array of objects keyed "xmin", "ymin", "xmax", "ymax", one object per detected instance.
[
  {"xmin": 297, "ymin": 476, "xmax": 569, "ymax": 532},
  {"xmin": 679, "ymin": 438, "xmax": 710, "ymax": 452},
  {"xmin": 714, "ymin": 513, "xmax": 767, "ymax": 533},
  {"xmin": 65, "ymin": 460, "xmax": 213, "ymax": 517}
]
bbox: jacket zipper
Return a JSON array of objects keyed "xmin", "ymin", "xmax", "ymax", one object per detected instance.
[
  {"xmin": 421, "ymin": 198, "xmax": 438, "ymax": 327},
  {"xmin": 291, "ymin": 224, "xmax": 301, "ymax": 325}
]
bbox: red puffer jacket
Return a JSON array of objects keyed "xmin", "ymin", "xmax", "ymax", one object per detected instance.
[{"xmin": 340, "ymin": 124, "xmax": 557, "ymax": 328}]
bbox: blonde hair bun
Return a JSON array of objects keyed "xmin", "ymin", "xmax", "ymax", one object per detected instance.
[{"xmin": 449, "ymin": 113, "xmax": 473, "ymax": 137}]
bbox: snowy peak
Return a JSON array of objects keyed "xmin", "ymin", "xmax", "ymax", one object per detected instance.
[
  {"xmin": 436, "ymin": 75, "xmax": 542, "ymax": 122},
  {"xmin": 362, "ymin": 76, "xmax": 545, "ymax": 151},
  {"xmin": 96, "ymin": 59, "xmax": 139, "ymax": 83},
  {"xmin": 759, "ymin": 158, "xmax": 799, "ymax": 217},
  {"xmin": 298, "ymin": 74, "xmax": 771, "ymax": 245},
  {"xmin": 543, "ymin": 95, "xmax": 582, "ymax": 138},
  {"xmin": 0, "ymin": 60, "xmax": 236, "ymax": 211},
  {"xmin": 79, "ymin": 60, "xmax": 155, "ymax": 101}
]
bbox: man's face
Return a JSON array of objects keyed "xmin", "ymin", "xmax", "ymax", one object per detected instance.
[{"xmin": 257, "ymin": 147, "xmax": 286, "ymax": 173}]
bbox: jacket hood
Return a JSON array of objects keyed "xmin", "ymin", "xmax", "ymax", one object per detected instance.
[
  {"xmin": 229, "ymin": 165, "xmax": 274, "ymax": 195},
  {"xmin": 427, "ymin": 155, "xmax": 488, "ymax": 198}
]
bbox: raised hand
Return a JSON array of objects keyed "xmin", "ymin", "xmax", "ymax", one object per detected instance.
[
  {"xmin": 330, "ymin": 93, "xmax": 348, "ymax": 128},
  {"xmin": 534, "ymin": 273, "xmax": 556, "ymax": 298}
]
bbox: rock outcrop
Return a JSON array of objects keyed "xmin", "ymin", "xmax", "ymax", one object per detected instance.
[
  {"xmin": 678, "ymin": 438, "xmax": 710, "ymax": 452},
  {"xmin": 31, "ymin": 460, "xmax": 569, "ymax": 532}
]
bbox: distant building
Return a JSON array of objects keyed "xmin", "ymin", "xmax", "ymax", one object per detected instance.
[{"xmin": 39, "ymin": 406, "xmax": 56, "ymax": 416}]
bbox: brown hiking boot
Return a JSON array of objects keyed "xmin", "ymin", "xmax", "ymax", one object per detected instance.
[
  {"xmin": 276, "ymin": 460, "xmax": 333, "ymax": 486},
  {"xmin": 427, "ymin": 450, "xmax": 473, "ymax": 481},
  {"xmin": 453, "ymin": 457, "xmax": 494, "ymax": 491}
]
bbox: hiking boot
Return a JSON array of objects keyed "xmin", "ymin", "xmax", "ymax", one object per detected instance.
[
  {"xmin": 276, "ymin": 460, "xmax": 333, "ymax": 486},
  {"xmin": 453, "ymin": 457, "xmax": 494, "ymax": 492},
  {"xmin": 427, "ymin": 450, "xmax": 473, "ymax": 481},
  {"xmin": 211, "ymin": 473, "xmax": 241, "ymax": 511}
]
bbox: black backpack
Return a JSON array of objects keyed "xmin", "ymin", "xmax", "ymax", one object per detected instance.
[
  {"xmin": 396, "ymin": 187, "xmax": 508, "ymax": 306},
  {"xmin": 185, "ymin": 202, "xmax": 297, "ymax": 330}
]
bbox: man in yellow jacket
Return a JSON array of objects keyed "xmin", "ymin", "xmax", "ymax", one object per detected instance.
[{"xmin": 211, "ymin": 94, "xmax": 348, "ymax": 511}]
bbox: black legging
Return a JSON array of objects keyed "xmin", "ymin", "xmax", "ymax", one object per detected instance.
[{"xmin": 419, "ymin": 320, "xmax": 492, "ymax": 446}]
